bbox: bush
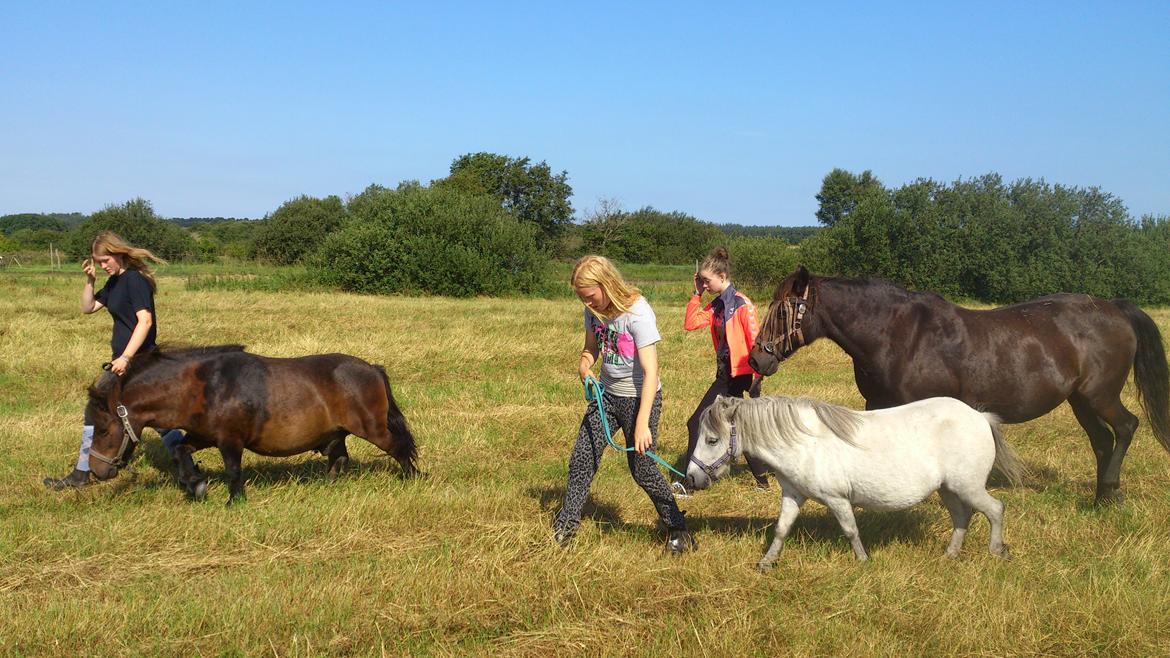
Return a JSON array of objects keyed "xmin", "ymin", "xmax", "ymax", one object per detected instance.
[
  {"xmin": 312, "ymin": 185, "xmax": 548, "ymax": 297},
  {"xmin": 66, "ymin": 199, "xmax": 197, "ymax": 261},
  {"xmin": 727, "ymin": 237, "xmax": 801, "ymax": 289},
  {"xmin": 251, "ymin": 195, "xmax": 347, "ymax": 264}
]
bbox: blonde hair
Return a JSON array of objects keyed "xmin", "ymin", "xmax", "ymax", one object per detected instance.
[
  {"xmin": 700, "ymin": 246, "xmax": 731, "ymax": 278},
  {"xmin": 571, "ymin": 255, "xmax": 641, "ymax": 321},
  {"xmin": 91, "ymin": 231, "xmax": 167, "ymax": 292}
]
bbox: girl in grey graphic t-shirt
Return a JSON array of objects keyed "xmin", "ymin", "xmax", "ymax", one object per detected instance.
[{"xmin": 553, "ymin": 255, "xmax": 695, "ymax": 555}]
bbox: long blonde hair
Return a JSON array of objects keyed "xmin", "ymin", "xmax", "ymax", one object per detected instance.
[
  {"xmin": 91, "ymin": 231, "xmax": 166, "ymax": 292},
  {"xmin": 571, "ymin": 255, "xmax": 641, "ymax": 321}
]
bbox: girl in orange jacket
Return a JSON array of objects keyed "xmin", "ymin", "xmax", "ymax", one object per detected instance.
[{"xmin": 676, "ymin": 246, "xmax": 770, "ymax": 493}]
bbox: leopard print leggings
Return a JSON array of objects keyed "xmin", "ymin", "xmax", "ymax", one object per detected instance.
[{"xmin": 554, "ymin": 390, "xmax": 687, "ymax": 532}]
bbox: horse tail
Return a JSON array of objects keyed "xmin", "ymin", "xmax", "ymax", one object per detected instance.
[
  {"xmin": 1113, "ymin": 299, "xmax": 1170, "ymax": 454},
  {"xmin": 375, "ymin": 365, "xmax": 418, "ymax": 475},
  {"xmin": 983, "ymin": 413, "xmax": 1024, "ymax": 487}
]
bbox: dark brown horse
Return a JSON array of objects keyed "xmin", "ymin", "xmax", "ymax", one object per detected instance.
[
  {"xmin": 84, "ymin": 345, "xmax": 418, "ymax": 504},
  {"xmin": 748, "ymin": 266, "xmax": 1170, "ymax": 504}
]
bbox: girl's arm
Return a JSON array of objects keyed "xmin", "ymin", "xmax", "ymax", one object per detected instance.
[
  {"xmin": 683, "ymin": 295, "xmax": 712, "ymax": 331},
  {"xmin": 110, "ymin": 309, "xmax": 152, "ymax": 375},
  {"xmin": 80, "ymin": 259, "xmax": 104, "ymax": 314},
  {"xmin": 632, "ymin": 344, "xmax": 658, "ymax": 454},
  {"xmin": 578, "ymin": 328, "xmax": 600, "ymax": 381}
]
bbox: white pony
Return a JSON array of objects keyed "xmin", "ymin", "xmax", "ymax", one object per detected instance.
[{"xmin": 687, "ymin": 395, "xmax": 1023, "ymax": 569}]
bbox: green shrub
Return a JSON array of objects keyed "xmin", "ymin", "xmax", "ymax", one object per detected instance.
[
  {"xmin": 312, "ymin": 185, "xmax": 548, "ymax": 297},
  {"xmin": 727, "ymin": 237, "xmax": 801, "ymax": 289},
  {"xmin": 251, "ymin": 195, "xmax": 347, "ymax": 264}
]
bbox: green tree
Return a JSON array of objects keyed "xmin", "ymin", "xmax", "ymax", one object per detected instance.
[
  {"xmin": 0, "ymin": 213, "xmax": 67, "ymax": 235},
  {"xmin": 438, "ymin": 152, "xmax": 573, "ymax": 245},
  {"xmin": 814, "ymin": 168, "xmax": 885, "ymax": 226},
  {"xmin": 66, "ymin": 198, "xmax": 196, "ymax": 261},
  {"xmin": 251, "ymin": 195, "xmax": 347, "ymax": 264}
]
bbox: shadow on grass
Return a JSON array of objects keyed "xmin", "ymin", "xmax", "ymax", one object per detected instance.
[
  {"xmin": 109, "ymin": 437, "xmax": 412, "ymax": 497},
  {"xmin": 526, "ymin": 482, "xmax": 933, "ymax": 553}
]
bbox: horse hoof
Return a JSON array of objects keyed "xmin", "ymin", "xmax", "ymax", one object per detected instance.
[
  {"xmin": 994, "ymin": 545, "xmax": 1013, "ymax": 561},
  {"xmin": 756, "ymin": 562, "xmax": 774, "ymax": 573},
  {"xmin": 192, "ymin": 479, "xmax": 208, "ymax": 501}
]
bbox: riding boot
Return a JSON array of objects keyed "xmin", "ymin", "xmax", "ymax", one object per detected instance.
[{"xmin": 43, "ymin": 468, "xmax": 94, "ymax": 490}]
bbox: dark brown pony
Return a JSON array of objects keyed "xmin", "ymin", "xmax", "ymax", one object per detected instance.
[
  {"xmin": 749, "ymin": 266, "xmax": 1170, "ymax": 504},
  {"xmin": 85, "ymin": 345, "xmax": 418, "ymax": 504}
]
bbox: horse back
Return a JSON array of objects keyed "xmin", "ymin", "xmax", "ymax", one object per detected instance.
[
  {"xmin": 880, "ymin": 293, "xmax": 1136, "ymax": 421},
  {"xmin": 193, "ymin": 351, "xmax": 386, "ymax": 453}
]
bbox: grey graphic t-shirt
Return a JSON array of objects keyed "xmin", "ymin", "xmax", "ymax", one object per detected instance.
[{"xmin": 584, "ymin": 296, "xmax": 662, "ymax": 397}]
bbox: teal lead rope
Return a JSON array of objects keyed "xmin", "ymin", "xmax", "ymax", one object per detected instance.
[{"xmin": 583, "ymin": 374, "xmax": 687, "ymax": 479}]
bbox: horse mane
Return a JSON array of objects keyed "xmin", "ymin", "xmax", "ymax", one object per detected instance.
[
  {"xmin": 704, "ymin": 395, "xmax": 864, "ymax": 448},
  {"xmin": 827, "ymin": 275, "xmax": 949, "ymax": 306},
  {"xmin": 88, "ymin": 344, "xmax": 247, "ymax": 400}
]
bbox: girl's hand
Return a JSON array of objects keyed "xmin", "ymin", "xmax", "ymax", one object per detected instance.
[
  {"xmin": 110, "ymin": 355, "xmax": 130, "ymax": 376},
  {"xmin": 633, "ymin": 423, "xmax": 653, "ymax": 454},
  {"xmin": 82, "ymin": 258, "xmax": 96, "ymax": 282},
  {"xmin": 693, "ymin": 272, "xmax": 704, "ymax": 296},
  {"xmin": 578, "ymin": 364, "xmax": 592, "ymax": 382}
]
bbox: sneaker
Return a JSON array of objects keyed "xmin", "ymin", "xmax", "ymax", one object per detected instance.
[
  {"xmin": 667, "ymin": 529, "xmax": 697, "ymax": 555},
  {"xmin": 671, "ymin": 481, "xmax": 691, "ymax": 498},
  {"xmin": 43, "ymin": 468, "xmax": 94, "ymax": 490},
  {"xmin": 553, "ymin": 526, "xmax": 576, "ymax": 547}
]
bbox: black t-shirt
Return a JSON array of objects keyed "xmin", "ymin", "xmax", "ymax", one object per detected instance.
[{"xmin": 95, "ymin": 269, "xmax": 157, "ymax": 358}]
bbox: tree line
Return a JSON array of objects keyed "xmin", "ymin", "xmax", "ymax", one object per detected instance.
[{"xmin": 2, "ymin": 157, "xmax": 1166, "ymax": 304}]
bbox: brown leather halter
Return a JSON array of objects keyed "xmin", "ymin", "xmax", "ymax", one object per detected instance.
[
  {"xmin": 88, "ymin": 366, "xmax": 141, "ymax": 469},
  {"xmin": 758, "ymin": 285, "xmax": 811, "ymax": 361}
]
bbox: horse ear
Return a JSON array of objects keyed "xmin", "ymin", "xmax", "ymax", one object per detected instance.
[{"xmin": 793, "ymin": 265, "xmax": 810, "ymax": 296}]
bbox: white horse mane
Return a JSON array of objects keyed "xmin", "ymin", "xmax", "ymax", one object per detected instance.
[{"xmin": 701, "ymin": 395, "xmax": 864, "ymax": 447}]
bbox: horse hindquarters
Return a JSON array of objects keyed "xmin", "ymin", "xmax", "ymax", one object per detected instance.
[{"xmin": 372, "ymin": 366, "xmax": 418, "ymax": 476}]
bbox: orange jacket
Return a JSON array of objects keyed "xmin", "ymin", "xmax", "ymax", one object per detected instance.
[{"xmin": 684, "ymin": 289, "xmax": 760, "ymax": 377}]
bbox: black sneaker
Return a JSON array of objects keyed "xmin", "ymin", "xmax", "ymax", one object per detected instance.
[
  {"xmin": 667, "ymin": 529, "xmax": 697, "ymax": 555},
  {"xmin": 43, "ymin": 468, "xmax": 94, "ymax": 490}
]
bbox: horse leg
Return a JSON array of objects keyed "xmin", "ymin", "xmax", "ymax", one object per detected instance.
[
  {"xmin": 823, "ymin": 498, "xmax": 868, "ymax": 561},
  {"xmin": 953, "ymin": 485, "xmax": 1009, "ymax": 558},
  {"xmin": 172, "ymin": 436, "xmax": 212, "ymax": 501},
  {"xmin": 219, "ymin": 443, "xmax": 246, "ymax": 506},
  {"xmin": 1070, "ymin": 396, "xmax": 1129, "ymax": 504},
  {"xmin": 939, "ymin": 488, "xmax": 973, "ymax": 558},
  {"xmin": 324, "ymin": 433, "xmax": 349, "ymax": 481},
  {"xmin": 1098, "ymin": 400, "xmax": 1140, "ymax": 504},
  {"xmin": 758, "ymin": 485, "xmax": 806, "ymax": 572}
]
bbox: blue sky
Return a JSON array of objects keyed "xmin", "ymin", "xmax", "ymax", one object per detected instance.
[{"xmin": 2, "ymin": 2, "xmax": 1167, "ymax": 225}]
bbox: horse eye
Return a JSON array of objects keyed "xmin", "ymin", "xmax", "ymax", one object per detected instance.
[{"xmin": 705, "ymin": 436, "xmax": 719, "ymax": 445}]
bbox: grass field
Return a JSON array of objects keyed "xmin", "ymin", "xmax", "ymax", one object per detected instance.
[{"xmin": 2, "ymin": 265, "xmax": 1169, "ymax": 656}]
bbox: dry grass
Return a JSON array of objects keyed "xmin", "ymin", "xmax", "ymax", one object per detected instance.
[{"xmin": 2, "ymin": 268, "xmax": 1169, "ymax": 656}]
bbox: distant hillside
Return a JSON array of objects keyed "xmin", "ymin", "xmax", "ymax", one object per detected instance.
[
  {"xmin": 171, "ymin": 217, "xmax": 259, "ymax": 227},
  {"xmin": 0, "ymin": 213, "xmax": 87, "ymax": 234},
  {"xmin": 718, "ymin": 223, "xmax": 821, "ymax": 243}
]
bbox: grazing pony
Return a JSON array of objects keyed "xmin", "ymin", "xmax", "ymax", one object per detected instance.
[
  {"xmin": 688, "ymin": 395, "xmax": 1021, "ymax": 568},
  {"xmin": 84, "ymin": 345, "xmax": 417, "ymax": 504},
  {"xmin": 748, "ymin": 266, "xmax": 1170, "ymax": 504}
]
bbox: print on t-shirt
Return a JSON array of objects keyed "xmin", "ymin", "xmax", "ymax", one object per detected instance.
[{"xmin": 593, "ymin": 323, "xmax": 637, "ymax": 366}]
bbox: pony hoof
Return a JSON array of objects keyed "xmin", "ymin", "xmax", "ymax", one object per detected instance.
[
  {"xmin": 192, "ymin": 479, "xmax": 208, "ymax": 501},
  {"xmin": 993, "ymin": 545, "xmax": 1013, "ymax": 561},
  {"xmin": 756, "ymin": 562, "xmax": 774, "ymax": 573}
]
